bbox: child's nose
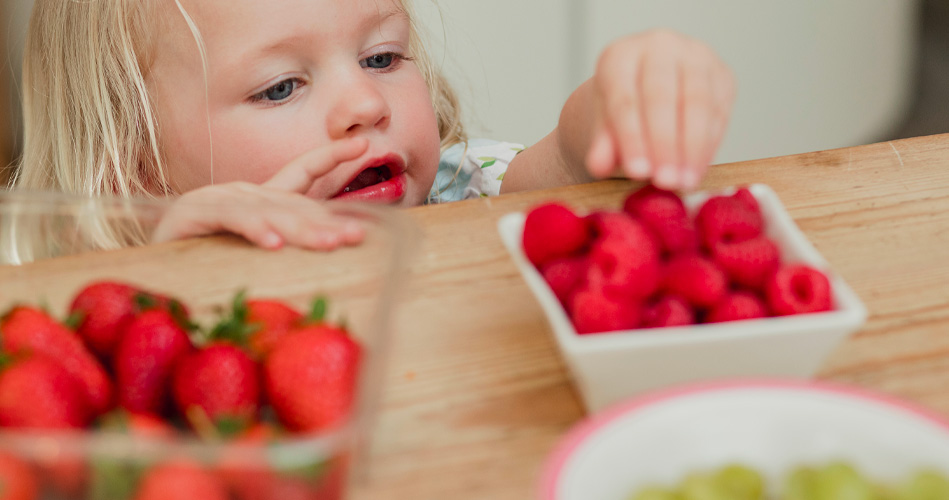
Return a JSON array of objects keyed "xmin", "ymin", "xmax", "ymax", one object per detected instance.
[{"xmin": 326, "ymin": 71, "xmax": 391, "ymax": 139}]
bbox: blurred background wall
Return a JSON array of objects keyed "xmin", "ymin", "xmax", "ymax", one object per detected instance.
[{"xmin": 2, "ymin": 0, "xmax": 947, "ymax": 183}]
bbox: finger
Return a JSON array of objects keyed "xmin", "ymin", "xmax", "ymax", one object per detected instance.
[
  {"xmin": 153, "ymin": 202, "xmax": 285, "ymax": 250},
  {"xmin": 586, "ymin": 122, "xmax": 618, "ymax": 179},
  {"xmin": 703, "ymin": 65, "xmax": 737, "ymax": 168},
  {"xmin": 679, "ymin": 61, "xmax": 714, "ymax": 190},
  {"xmin": 599, "ymin": 47, "xmax": 651, "ymax": 179},
  {"xmin": 641, "ymin": 51, "xmax": 681, "ymax": 189},
  {"xmin": 263, "ymin": 137, "xmax": 369, "ymax": 193},
  {"xmin": 256, "ymin": 193, "xmax": 367, "ymax": 250}
]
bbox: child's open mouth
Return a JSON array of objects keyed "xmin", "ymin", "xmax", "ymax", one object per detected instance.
[{"xmin": 333, "ymin": 157, "xmax": 407, "ymax": 203}]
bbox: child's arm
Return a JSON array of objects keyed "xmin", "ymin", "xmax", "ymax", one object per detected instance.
[
  {"xmin": 502, "ymin": 29, "xmax": 735, "ymax": 193},
  {"xmin": 151, "ymin": 138, "xmax": 369, "ymax": 251}
]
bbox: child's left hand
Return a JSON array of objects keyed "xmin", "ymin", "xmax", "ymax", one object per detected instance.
[{"xmin": 585, "ymin": 30, "xmax": 736, "ymax": 191}]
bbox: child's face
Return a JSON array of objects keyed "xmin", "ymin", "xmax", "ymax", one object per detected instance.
[{"xmin": 148, "ymin": 0, "xmax": 441, "ymax": 206}]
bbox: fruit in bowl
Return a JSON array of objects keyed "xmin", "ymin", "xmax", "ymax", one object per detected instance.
[
  {"xmin": 0, "ymin": 279, "xmax": 360, "ymax": 500},
  {"xmin": 521, "ymin": 185, "xmax": 833, "ymax": 335},
  {"xmin": 540, "ymin": 381, "xmax": 949, "ymax": 500},
  {"xmin": 497, "ymin": 184, "xmax": 868, "ymax": 412}
]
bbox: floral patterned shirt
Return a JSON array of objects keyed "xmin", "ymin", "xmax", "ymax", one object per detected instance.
[{"xmin": 426, "ymin": 139, "xmax": 525, "ymax": 204}]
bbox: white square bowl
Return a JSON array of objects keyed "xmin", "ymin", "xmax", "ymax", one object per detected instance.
[
  {"xmin": 497, "ymin": 184, "xmax": 868, "ymax": 413},
  {"xmin": 538, "ymin": 380, "xmax": 949, "ymax": 500}
]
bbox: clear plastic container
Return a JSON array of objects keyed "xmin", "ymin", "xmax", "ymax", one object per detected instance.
[{"xmin": 0, "ymin": 189, "xmax": 418, "ymax": 500}]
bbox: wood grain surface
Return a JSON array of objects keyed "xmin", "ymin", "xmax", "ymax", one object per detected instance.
[{"xmin": 1, "ymin": 134, "xmax": 948, "ymax": 499}]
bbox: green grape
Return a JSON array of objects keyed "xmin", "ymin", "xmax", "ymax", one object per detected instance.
[
  {"xmin": 628, "ymin": 486, "xmax": 683, "ymax": 500},
  {"xmin": 714, "ymin": 464, "xmax": 765, "ymax": 500},
  {"xmin": 680, "ymin": 472, "xmax": 727, "ymax": 500},
  {"xmin": 812, "ymin": 463, "xmax": 878, "ymax": 500},
  {"xmin": 783, "ymin": 466, "xmax": 820, "ymax": 500},
  {"xmin": 896, "ymin": 470, "xmax": 949, "ymax": 500}
]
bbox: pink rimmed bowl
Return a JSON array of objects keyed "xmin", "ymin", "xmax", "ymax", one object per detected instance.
[{"xmin": 539, "ymin": 380, "xmax": 949, "ymax": 500}]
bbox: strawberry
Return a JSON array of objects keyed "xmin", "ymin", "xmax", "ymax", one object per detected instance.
[
  {"xmin": 99, "ymin": 410, "xmax": 176, "ymax": 439},
  {"xmin": 264, "ymin": 326, "xmax": 361, "ymax": 433},
  {"xmin": 642, "ymin": 295, "xmax": 695, "ymax": 328},
  {"xmin": 713, "ymin": 236, "xmax": 781, "ymax": 290},
  {"xmin": 522, "ymin": 202, "xmax": 592, "ymax": 268},
  {"xmin": 706, "ymin": 291, "xmax": 769, "ymax": 323},
  {"xmin": 68, "ymin": 280, "xmax": 189, "ymax": 360},
  {"xmin": 172, "ymin": 342, "xmax": 260, "ymax": 433},
  {"xmin": 586, "ymin": 211, "xmax": 661, "ymax": 300},
  {"xmin": 541, "ymin": 256, "xmax": 589, "ymax": 308},
  {"xmin": 0, "ymin": 306, "xmax": 113, "ymax": 417},
  {"xmin": 765, "ymin": 265, "xmax": 834, "ymax": 316},
  {"xmin": 114, "ymin": 309, "xmax": 194, "ymax": 416},
  {"xmin": 570, "ymin": 286, "xmax": 642, "ymax": 334},
  {"xmin": 210, "ymin": 291, "xmax": 305, "ymax": 359},
  {"xmin": 622, "ymin": 185, "xmax": 698, "ymax": 255},
  {"xmin": 134, "ymin": 461, "xmax": 229, "ymax": 500},
  {"xmin": 661, "ymin": 255, "xmax": 729, "ymax": 309},
  {"xmin": 0, "ymin": 453, "xmax": 39, "ymax": 500},
  {"xmin": 0, "ymin": 355, "xmax": 91, "ymax": 429},
  {"xmin": 731, "ymin": 186, "xmax": 761, "ymax": 215},
  {"xmin": 695, "ymin": 193, "xmax": 764, "ymax": 249}
]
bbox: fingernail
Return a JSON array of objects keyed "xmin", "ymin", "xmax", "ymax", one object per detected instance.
[
  {"xmin": 263, "ymin": 232, "xmax": 282, "ymax": 249},
  {"xmin": 627, "ymin": 158, "xmax": 650, "ymax": 178},
  {"xmin": 655, "ymin": 165, "xmax": 678, "ymax": 188}
]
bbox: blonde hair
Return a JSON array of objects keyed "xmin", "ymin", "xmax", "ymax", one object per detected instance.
[{"xmin": 3, "ymin": 0, "xmax": 466, "ymax": 264}]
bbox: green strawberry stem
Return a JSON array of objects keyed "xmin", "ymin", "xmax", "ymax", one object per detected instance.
[
  {"xmin": 206, "ymin": 290, "xmax": 259, "ymax": 348},
  {"xmin": 185, "ymin": 406, "xmax": 251, "ymax": 441},
  {"xmin": 63, "ymin": 310, "xmax": 86, "ymax": 330},
  {"xmin": 306, "ymin": 296, "xmax": 328, "ymax": 323}
]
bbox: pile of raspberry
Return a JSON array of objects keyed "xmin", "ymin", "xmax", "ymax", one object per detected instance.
[{"xmin": 521, "ymin": 185, "xmax": 834, "ymax": 334}]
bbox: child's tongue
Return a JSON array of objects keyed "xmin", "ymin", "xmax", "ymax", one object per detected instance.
[{"xmin": 343, "ymin": 166, "xmax": 388, "ymax": 193}]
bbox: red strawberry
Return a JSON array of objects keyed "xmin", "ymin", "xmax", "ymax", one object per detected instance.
[
  {"xmin": 541, "ymin": 256, "xmax": 589, "ymax": 307},
  {"xmin": 623, "ymin": 185, "xmax": 698, "ymax": 255},
  {"xmin": 522, "ymin": 203, "xmax": 592, "ymax": 268},
  {"xmin": 210, "ymin": 292, "xmax": 306, "ymax": 359},
  {"xmin": 706, "ymin": 291, "xmax": 769, "ymax": 323},
  {"xmin": 765, "ymin": 265, "xmax": 834, "ymax": 316},
  {"xmin": 114, "ymin": 309, "xmax": 194, "ymax": 416},
  {"xmin": 0, "ymin": 306, "xmax": 113, "ymax": 416},
  {"xmin": 661, "ymin": 255, "xmax": 729, "ymax": 308},
  {"xmin": 134, "ymin": 461, "xmax": 229, "ymax": 500},
  {"xmin": 0, "ymin": 355, "xmax": 91, "ymax": 429},
  {"xmin": 695, "ymin": 194, "xmax": 764, "ymax": 249},
  {"xmin": 0, "ymin": 453, "xmax": 39, "ymax": 500},
  {"xmin": 172, "ymin": 342, "xmax": 260, "ymax": 432},
  {"xmin": 69, "ymin": 281, "xmax": 189, "ymax": 360},
  {"xmin": 99, "ymin": 410, "xmax": 176, "ymax": 439},
  {"xmin": 642, "ymin": 296, "xmax": 695, "ymax": 328},
  {"xmin": 570, "ymin": 286, "xmax": 641, "ymax": 334},
  {"xmin": 264, "ymin": 326, "xmax": 362, "ymax": 433},
  {"xmin": 713, "ymin": 236, "xmax": 781, "ymax": 290},
  {"xmin": 586, "ymin": 211, "xmax": 661, "ymax": 299}
]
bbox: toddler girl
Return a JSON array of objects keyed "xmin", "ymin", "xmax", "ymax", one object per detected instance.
[{"xmin": 5, "ymin": 0, "xmax": 734, "ymax": 262}]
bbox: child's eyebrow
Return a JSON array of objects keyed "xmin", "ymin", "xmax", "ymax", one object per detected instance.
[{"xmin": 234, "ymin": 8, "xmax": 409, "ymax": 70}]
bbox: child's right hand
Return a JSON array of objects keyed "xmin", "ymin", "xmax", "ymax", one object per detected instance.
[{"xmin": 152, "ymin": 138, "xmax": 369, "ymax": 251}]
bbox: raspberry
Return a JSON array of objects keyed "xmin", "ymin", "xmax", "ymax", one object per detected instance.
[
  {"xmin": 732, "ymin": 187, "xmax": 761, "ymax": 216},
  {"xmin": 706, "ymin": 291, "xmax": 769, "ymax": 323},
  {"xmin": 522, "ymin": 203, "xmax": 592, "ymax": 268},
  {"xmin": 661, "ymin": 255, "xmax": 728, "ymax": 308},
  {"xmin": 713, "ymin": 236, "xmax": 781, "ymax": 290},
  {"xmin": 695, "ymin": 195, "xmax": 764, "ymax": 249},
  {"xmin": 541, "ymin": 256, "xmax": 589, "ymax": 308},
  {"xmin": 622, "ymin": 185, "xmax": 698, "ymax": 256},
  {"xmin": 586, "ymin": 211, "xmax": 661, "ymax": 299},
  {"xmin": 765, "ymin": 265, "xmax": 833, "ymax": 315},
  {"xmin": 570, "ymin": 286, "xmax": 641, "ymax": 334},
  {"xmin": 642, "ymin": 295, "xmax": 695, "ymax": 328}
]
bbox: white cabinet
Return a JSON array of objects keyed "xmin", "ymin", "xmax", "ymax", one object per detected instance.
[{"xmin": 418, "ymin": 0, "xmax": 921, "ymax": 164}]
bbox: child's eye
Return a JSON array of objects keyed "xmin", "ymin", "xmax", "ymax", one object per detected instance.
[
  {"xmin": 250, "ymin": 78, "xmax": 302, "ymax": 104},
  {"xmin": 360, "ymin": 52, "xmax": 408, "ymax": 71}
]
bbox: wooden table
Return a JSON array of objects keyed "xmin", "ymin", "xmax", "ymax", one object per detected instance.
[{"xmin": 2, "ymin": 133, "xmax": 949, "ymax": 499}]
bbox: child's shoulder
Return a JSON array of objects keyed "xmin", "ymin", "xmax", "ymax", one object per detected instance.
[{"xmin": 427, "ymin": 139, "xmax": 525, "ymax": 204}]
